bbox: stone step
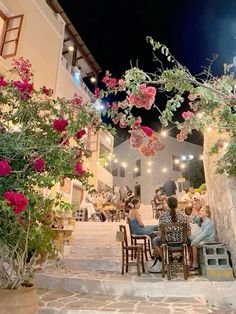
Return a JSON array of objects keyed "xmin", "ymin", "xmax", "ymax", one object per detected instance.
[
  {"xmin": 34, "ymin": 267, "xmax": 236, "ymax": 306},
  {"xmin": 71, "ymin": 238, "xmax": 118, "ymax": 246},
  {"xmin": 63, "ymin": 256, "xmax": 121, "ymax": 272},
  {"xmin": 70, "ymin": 246, "xmax": 120, "ymax": 256},
  {"xmin": 38, "ymin": 289, "xmax": 212, "ymax": 314}
]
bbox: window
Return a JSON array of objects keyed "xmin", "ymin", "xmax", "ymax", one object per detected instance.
[
  {"xmin": 133, "ymin": 159, "xmax": 141, "ymax": 177},
  {"xmin": 0, "ymin": 10, "xmax": 24, "ymax": 58},
  {"xmin": 120, "ymin": 166, "xmax": 125, "ymax": 177},
  {"xmin": 172, "ymin": 155, "xmax": 181, "ymax": 171},
  {"xmin": 86, "ymin": 128, "xmax": 98, "ymax": 152},
  {"xmin": 134, "ymin": 184, "xmax": 141, "ymax": 199},
  {"xmin": 112, "ymin": 168, "xmax": 118, "ymax": 176}
]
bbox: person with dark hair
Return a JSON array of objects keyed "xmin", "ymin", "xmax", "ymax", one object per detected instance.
[
  {"xmin": 163, "ymin": 177, "xmax": 177, "ymax": 197},
  {"xmin": 128, "ymin": 198, "xmax": 158, "ymax": 236},
  {"xmin": 152, "ymin": 197, "xmax": 190, "ymax": 260}
]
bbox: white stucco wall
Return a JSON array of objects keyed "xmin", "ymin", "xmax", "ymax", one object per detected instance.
[{"xmin": 113, "ymin": 136, "xmax": 203, "ymax": 203}]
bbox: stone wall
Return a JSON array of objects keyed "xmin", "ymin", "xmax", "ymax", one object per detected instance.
[{"xmin": 204, "ymin": 130, "xmax": 236, "ymax": 275}]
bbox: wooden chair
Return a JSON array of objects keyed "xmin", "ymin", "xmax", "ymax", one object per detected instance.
[
  {"xmin": 127, "ymin": 217, "xmax": 153, "ymax": 261},
  {"xmin": 160, "ymin": 222, "xmax": 189, "ymax": 280},
  {"xmin": 116, "ymin": 225, "xmax": 145, "ymax": 276},
  {"xmin": 107, "ymin": 207, "xmax": 120, "ymax": 222}
]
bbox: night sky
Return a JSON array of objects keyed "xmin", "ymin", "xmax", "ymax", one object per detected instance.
[{"xmin": 58, "ymin": 0, "xmax": 236, "ymax": 145}]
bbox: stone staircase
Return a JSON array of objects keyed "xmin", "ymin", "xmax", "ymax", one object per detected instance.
[{"xmin": 35, "ymin": 205, "xmax": 236, "ymax": 313}]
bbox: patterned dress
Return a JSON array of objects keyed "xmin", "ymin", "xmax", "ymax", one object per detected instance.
[{"xmin": 159, "ymin": 210, "xmax": 190, "ymax": 243}]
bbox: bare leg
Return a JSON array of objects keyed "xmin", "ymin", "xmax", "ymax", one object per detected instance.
[{"xmin": 191, "ymin": 245, "xmax": 198, "ymax": 267}]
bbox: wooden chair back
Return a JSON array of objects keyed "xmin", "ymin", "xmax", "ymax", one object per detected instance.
[
  {"xmin": 160, "ymin": 222, "xmax": 187, "ymax": 245},
  {"xmin": 117, "ymin": 225, "xmax": 129, "ymax": 247}
]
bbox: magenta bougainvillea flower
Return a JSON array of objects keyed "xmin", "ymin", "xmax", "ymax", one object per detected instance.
[
  {"xmin": 52, "ymin": 118, "xmax": 68, "ymax": 132},
  {"xmin": 41, "ymin": 85, "xmax": 53, "ymax": 96},
  {"xmin": 141, "ymin": 126, "xmax": 153, "ymax": 137},
  {"xmin": 71, "ymin": 93, "xmax": 83, "ymax": 106},
  {"xmin": 32, "ymin": 158, "xmax": 45, "ymax": 172},
  {"xmin": 13, "ymin": 80, "xmax": 33, "ymax": 100},
  {"xmin": 94, "ymin": 87, "xmax": 100, "ymax": 98},
  {"xmin": 12, "ymin": 57, "xmax": 33, "ymax": 82},
  {"xmin": 75, "ymin": 129, "xmax": 86, "ymax": 139},
  {"xmin": 4, "ymin": 191, "xmax": 28, "ymax": 214},
  {"xmin": 0, "ymin": 76, "xmax": 8, "ymax": 87},
  {"xmin": 0, "ymin": 159, "xmax": 11, "ymax": 176},
  {"xmin": 74, "ymin": 161, "xmax": 85, "ymax": 176}
]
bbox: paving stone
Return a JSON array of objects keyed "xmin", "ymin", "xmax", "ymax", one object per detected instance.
[
  {"xmin": 136, "ymin": 306, "xmax": 171, "ymax": 313},
  {"xmin": 47, "ymin": 301, "xmax": 65, "ymax": 307},
  {"xmin": 165, "ymin": 297, "xmax": 204, "ymax": 303}
]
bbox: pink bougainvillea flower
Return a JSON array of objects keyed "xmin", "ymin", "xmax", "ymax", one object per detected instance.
[
  {"xmin": 111, "ymin": 102, "xmax": 119, "ymax": 112},
  {"xmin": 75, "ymin": 129, "xmax": 86, "ymax": 139},
  {"xmin": 74, "ymin": 161, "xmax": 85, "ymax": 176},
  {"xmin": 0, "ymin": 76, "xmax": 8, "ymax": 87},
  {"xmin": 118, "ymin": 79, "xmax": 125, "ymax": 88},
  {"xmin": 102, "ymin": 70, "xmax": 117, "ymax": 89},
  {"xmin": 4, "ymin": 191, "xmax": 28, "ymax": 214},
  {"xmin": 139, "ymin": 144, "xmax": 155, "ymax": 157},
  {"xmin": 176, "ymin": 133, "xmax": 185, "ymax": 142},
  {"xmin": 141, "ymin": 126, "xmax": 153, "ymax": 137},
  {"xmin": 52, "ymin": 118, "xmax": 68, "ymax": 132},
  {"xmin": 128, "ymin": 84, "xmax": 156, "ymax": 110},
  {"xmin": 112, "ymin": 118, "xmax": 119, "ymax": 124},
  {"xmin": 71, "ymin": 93, "xmax": 83, "ymax": 106},
  {"xmin": 129, "ymin": 128, "xmax": 145, "ymax": 149},
  {"xmin": 41, "ymin": 85, "xmax": 53, "ymax": 96},
  {"xmin": 147, "ymin": 134, "xmax": 166, "ymax": 152},
  {"xmin": 119, "ymin": 113, "xmax": 128, "ymax": 128},
  {"xmin": 0, "ymin": 159, "xmax": 11, "ymax": 176},
  {"xmin": 188, "ymin": 93, "xmax": 200, "ymax": 101},
  {"xmin": 32, "ymin": 158, "xmax": 45, "ymax": 172},
  {"xmin": 182, "ymin": 111, "xmax": 194, "ymax": 119}
]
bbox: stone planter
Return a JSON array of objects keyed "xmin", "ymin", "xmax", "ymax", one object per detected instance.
[{"xmin": 0, "ymin": 283, "xmax": 38, "ymax": 314}]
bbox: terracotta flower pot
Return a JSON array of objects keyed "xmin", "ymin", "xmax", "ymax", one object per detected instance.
[{"xmin": 0, "ymin": 283, "xmax": 38, "ymax": 314}]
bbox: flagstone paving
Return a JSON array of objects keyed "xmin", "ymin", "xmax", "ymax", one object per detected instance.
[{"xmin": 38, "ymin": 289, "xmax": 236, "ymax": 313}]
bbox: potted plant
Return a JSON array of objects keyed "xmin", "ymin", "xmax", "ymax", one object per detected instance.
[{"xmin": 0, "ymin": 58, "xmax": 110, "ymax": 312}]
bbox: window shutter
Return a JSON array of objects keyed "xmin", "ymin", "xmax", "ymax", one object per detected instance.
[{"xmin": 1, "ymin": 14, "xmax": 23, "ymax": 58}]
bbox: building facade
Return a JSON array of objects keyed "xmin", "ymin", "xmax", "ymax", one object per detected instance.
[
  {"xmin": 0, "ymin": 0, "xmax": 113, "ymax": 205},
  {"xmin": 112, "ymin": 136, "xmax": 203, "ymax": 204}
]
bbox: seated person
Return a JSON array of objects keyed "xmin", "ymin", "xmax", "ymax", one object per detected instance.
[
  {"xmin": 184, "ymin": 206, "xmax": 200, "ymax": 238},
  {"xmin": 189, "ymin": 205, "xmax": 216, "ymax": 271},
  {"xmin": 80, "ymin": 189, "xmax": 96, "ymax": 220},
  {"xmin": 188, "ymin": 186, "xmax": 201, "ymax": 201},
  {"xmin": 152, "ymin": 197, "xmax": 190, "ymax": 260},
  {"xmin": 153, "ymin": 188, "xmax": 164, "ymax": 212},
  {"xmin": 191, "ymin": 199, "xmax": 202, "ymax": 225},
  {"xmin": 128, "ymin": 198, "xmax": 158, "ymax": 236}
]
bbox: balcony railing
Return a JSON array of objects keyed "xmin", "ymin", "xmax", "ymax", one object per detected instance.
[{"xmin": 61, "ymin": 55, "xmax": 94, "ymax": 99}]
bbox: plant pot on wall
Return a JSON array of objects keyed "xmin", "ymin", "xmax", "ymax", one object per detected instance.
[{"xmin": 0, "ymin": 283, "xmax": 38, "ymax": 314}]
